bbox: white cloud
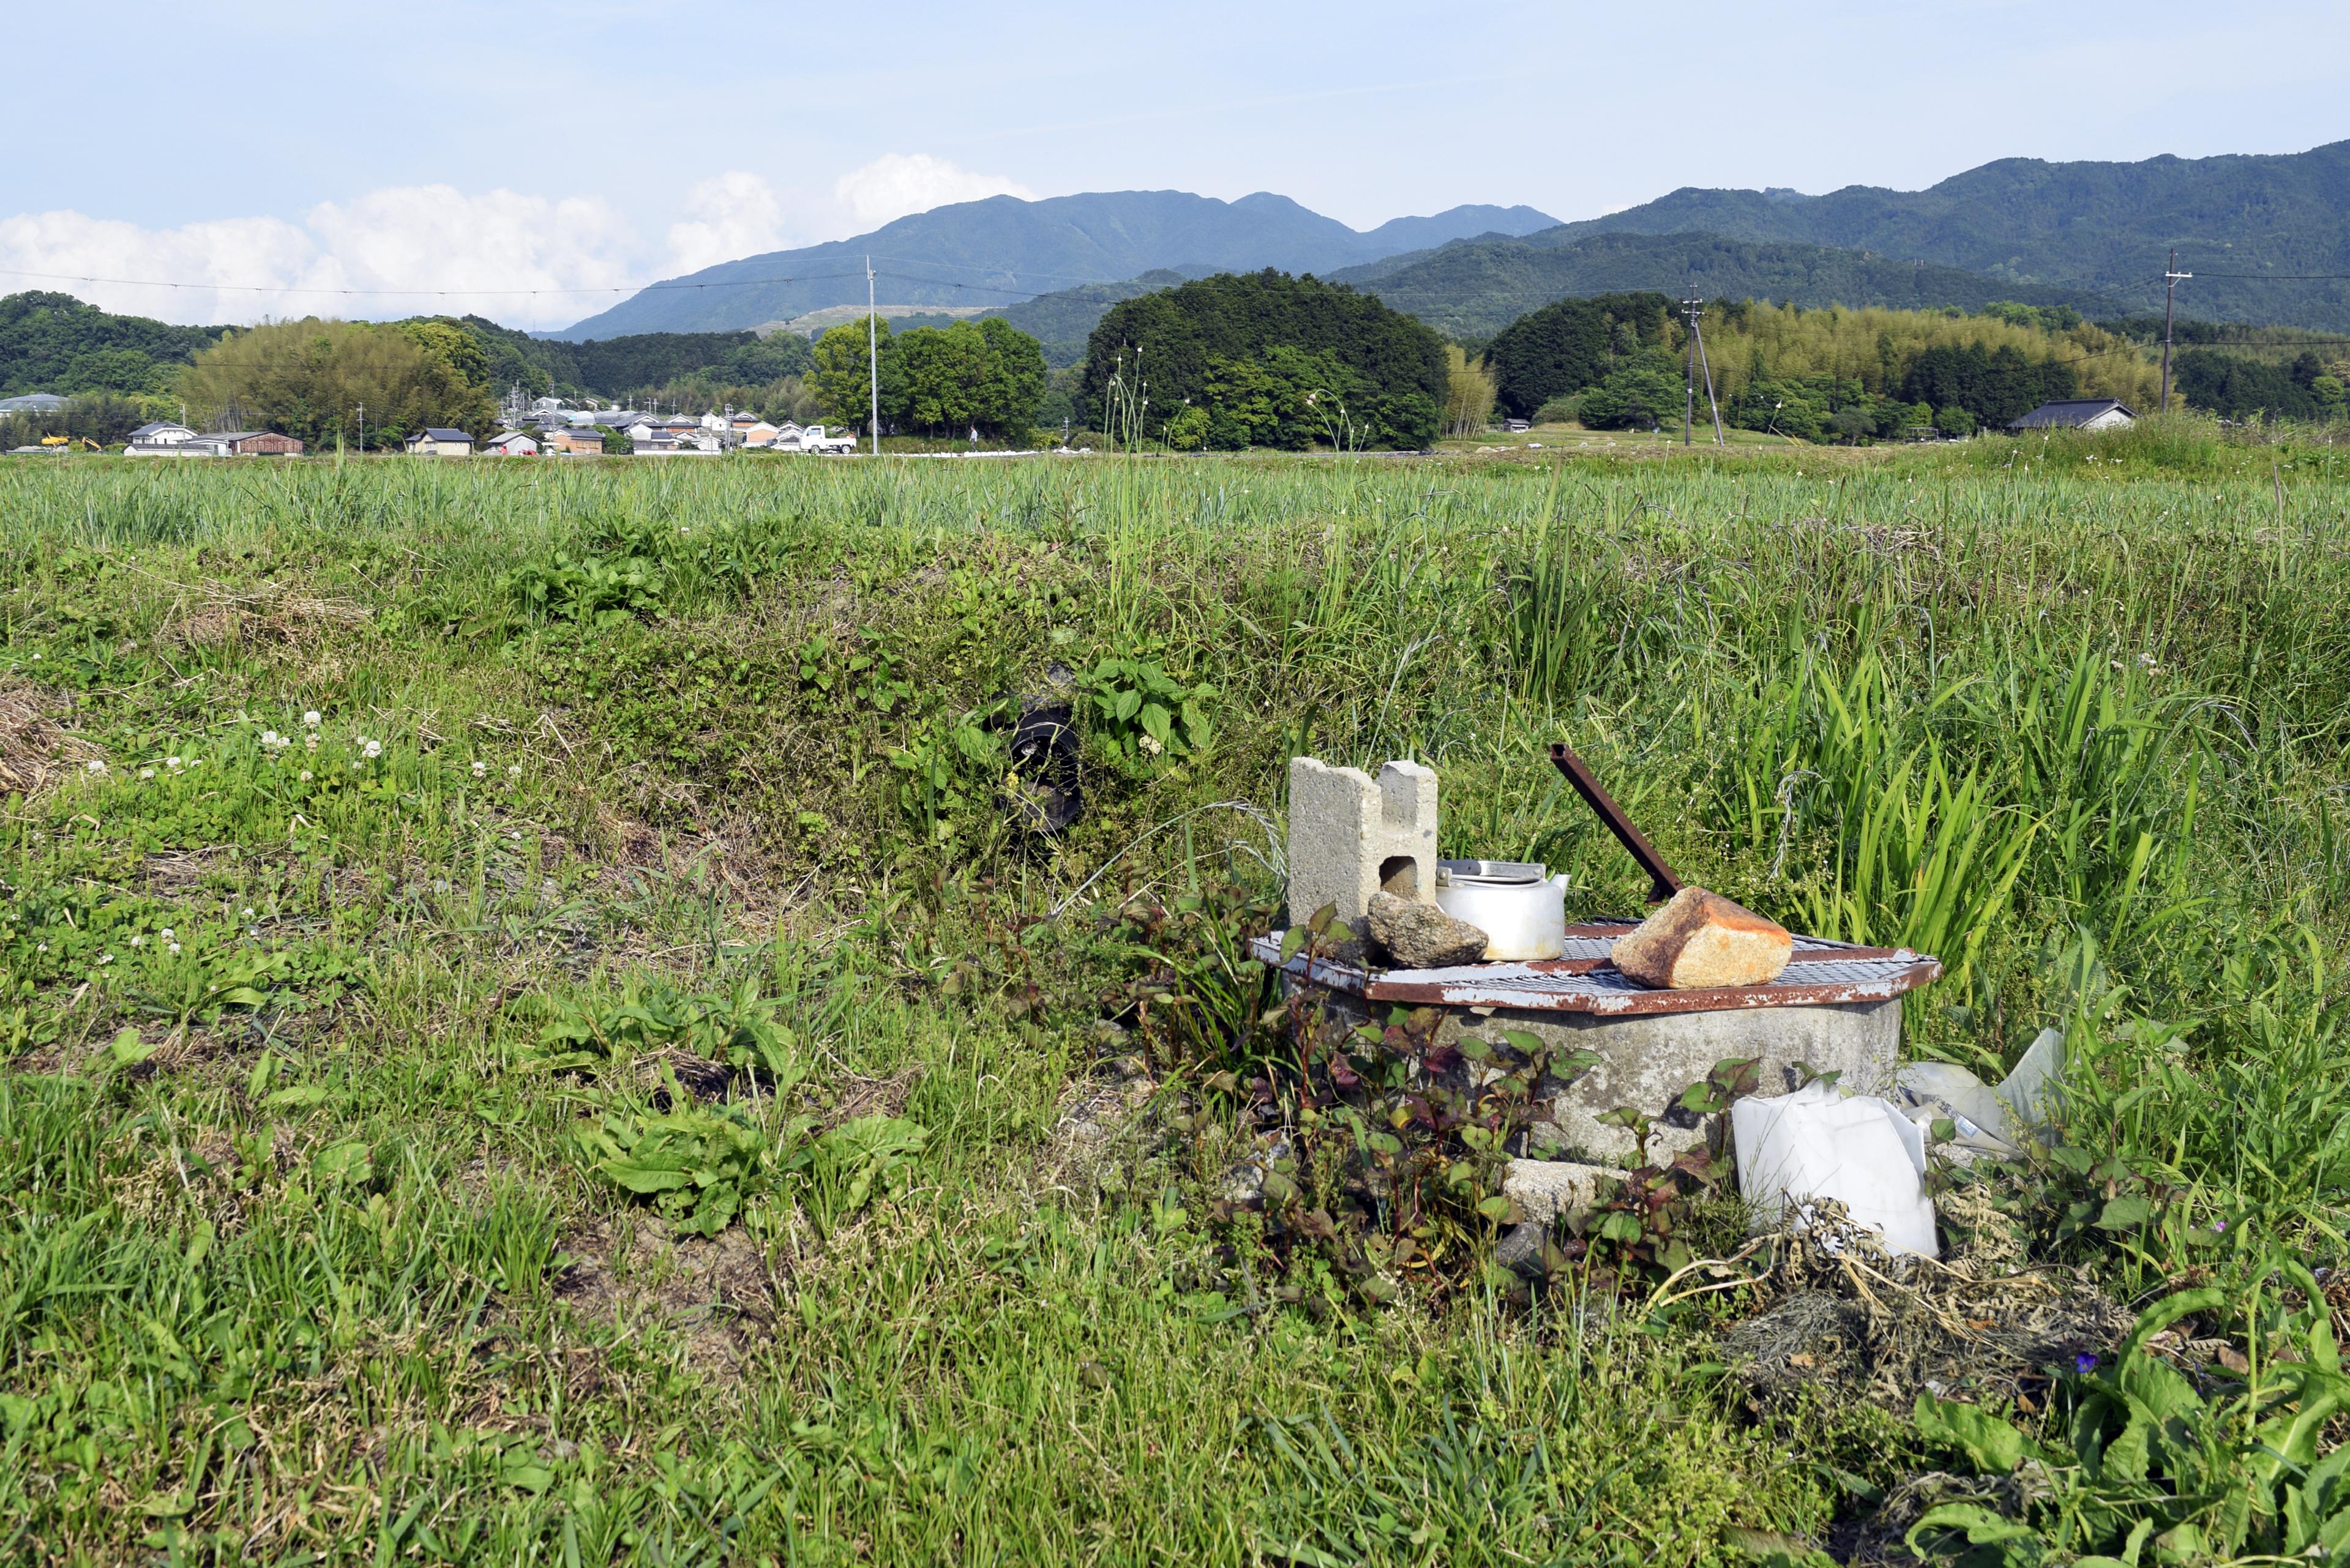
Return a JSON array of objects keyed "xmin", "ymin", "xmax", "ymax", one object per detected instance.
[
  {"xmin": 0, "ymin": 162, "xmax": 1038, "ymax": 334},
  {"xmin": 0, "ymin": 186, "xmax": 643, "ymax": 330},
  {"xmin": 665, "ymin": 171, "xmax": 792, "ymax": 275},
  {"xmin": 833, "ymin": 154, "xmax": 1035, "ymax": 228}
]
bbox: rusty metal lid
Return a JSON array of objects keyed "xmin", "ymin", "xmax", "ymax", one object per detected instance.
[{"xmin": 1251, "ymin": 921, "xmax": 1941, "ymax": 1017}]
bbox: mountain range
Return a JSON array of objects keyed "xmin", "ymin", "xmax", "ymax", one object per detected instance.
[
  {"xmin": 562, "ymin": 140, "xmax": 2350, "ymax": 345},
  {"xmin": 555, "ymin": 193, "xmax": 1557, "ymax": 338},
  {"xmin": 1532, "ymin": 141, "xmax": 2350, "ymax": 329}
]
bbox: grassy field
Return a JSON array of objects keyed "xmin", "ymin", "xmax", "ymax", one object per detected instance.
[{"xmin": 2, "ymin": 425, "xmax": 2348, "ymax": 1565}]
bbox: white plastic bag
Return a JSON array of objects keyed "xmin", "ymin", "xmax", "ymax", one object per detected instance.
[{"xmin": 1731, "ymin": 1080, "xmax": 1939, "ymax": 1258}]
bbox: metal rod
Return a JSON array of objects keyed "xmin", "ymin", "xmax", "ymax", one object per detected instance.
[{"xmin": 1547, "ymin": 741, "xmax": 1684, "ymax": 903}]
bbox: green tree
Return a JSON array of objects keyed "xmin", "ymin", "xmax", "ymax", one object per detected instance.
[
  {"xmin": 1481, "ymin": 293, "xmax": 1674, "ymax": 419},
  {"xmin": 180, "ymin": 318, "xmax": 493, "ymax": 447},
  {"xmin": 1080, "ymin": 270, "xmax": 1445, "ymax": 449},
  {"xmin": 971, "ymin": 318, "xmax": 1046, "ymax": 441},
  {"xmin": 810, "ymin": 319, "xmax": 897, "ymax": 434},
  {"xmin": 1574, "ymin": 357, "xmax": 1685, "ymax": 430}
]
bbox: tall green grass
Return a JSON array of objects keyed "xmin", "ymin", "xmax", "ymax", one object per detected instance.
[{"xmin": 1, "ymin": 437, "xmax": 2346, "ymax": 1561}]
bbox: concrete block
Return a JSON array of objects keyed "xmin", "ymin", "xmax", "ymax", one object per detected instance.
[
  {"xmin": 1286, "ymin": 756, "xmax": 1439, "ymax": 937},
  {"xmin": 1503, "ymin": 1159, "xmax": 1623, "ymax": 1222}
]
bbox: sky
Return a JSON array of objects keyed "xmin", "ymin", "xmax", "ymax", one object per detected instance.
[{"xmin": 6, "ymin": 0, "xmax": 2343, "ymax": 332}]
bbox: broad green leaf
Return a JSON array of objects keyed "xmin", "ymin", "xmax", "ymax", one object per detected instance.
[
  {"xmin": 315, "ymin": 1139, "xmax": 373, "ymax": 1185},
  {"xmin": 266, "ymin": 1083, "xmax": 331, "ymax": 1108},
  {"xmin": 1913, "ymin": 1393, "xmax": 2029, "ymax": 1474},
  {"xmin": 2095, "ymin": 1194, "xmax": 2154, "ymax": 1231},
  {"xmin": 108, "ymin": 1028, "xmax": 157, "ymax": 1066}
]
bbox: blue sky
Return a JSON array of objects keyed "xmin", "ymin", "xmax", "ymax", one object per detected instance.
[{"xmin": 5, "ymin": 0, "xmax": 2342, "ymax": 329}]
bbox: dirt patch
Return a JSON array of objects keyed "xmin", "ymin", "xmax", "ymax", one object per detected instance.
[
  {"xmin": 830, "ymin": 1061, "xmax": 927, "ymax": 1123},
  {"xmin": 0, "ymin": 681, "xmax": 104, "ymax": 797},
  {"xmin": 556, "ymin": 1214, "xmax": 780, "ymax": 1379}
]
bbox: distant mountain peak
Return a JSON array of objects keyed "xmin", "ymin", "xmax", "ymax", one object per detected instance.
[{"xmin": 556, "ymin": 189, "xmax": 1559, "ymax": 339}]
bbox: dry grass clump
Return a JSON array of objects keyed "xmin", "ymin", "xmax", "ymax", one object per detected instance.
[
  {"xmin": 0, "ymin": 680, "xmax": 102, "ymax": 797},
  {"xmin": 171, "ymin": 582, "xmax": 371, "ymax": 650},
  {"xmin": 1708, "ymin": 1189, "xmax": 2127, "ymax": 1414}
]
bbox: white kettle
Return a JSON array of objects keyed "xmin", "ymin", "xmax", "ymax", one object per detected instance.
[{"xmin": 1431, "ymin": 860, "xmax": 1568, "ymax": 961}]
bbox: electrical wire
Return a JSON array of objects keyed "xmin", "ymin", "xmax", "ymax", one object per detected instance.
[{"xmin": 0, "ymin": 264, "xmax": 1047, "ymax": 302}]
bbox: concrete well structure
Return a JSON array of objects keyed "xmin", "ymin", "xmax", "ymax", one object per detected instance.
[{"xmin": 1252, "ymin": 924, "xmax": 1939, "ymax": 1168}]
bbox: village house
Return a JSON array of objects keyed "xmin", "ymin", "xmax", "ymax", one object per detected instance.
[
  {"xmin": 2007, "ymin": 398, "xmax": 2136, "ymax": 433},
  {"xmin": 123, "ymin": 420, "xmax": 201, "ymax": 455},
  {"xmin": 735, "ymin": 417, "xmax": 780, "ymax": 447},
  {"xmin": 186, "ymin": 431, "xmax": 304, "ymax": 457},
  {"xmin": 404, "ymin": 427, "xmax": 475, "ymax": 457},
  {"xmin": 546, "ymin": 426, "xmax": 603, "ymax": 456},
  {"xmin": 482, "ymin": 431, "xmax": 539, "ymax": 456}
]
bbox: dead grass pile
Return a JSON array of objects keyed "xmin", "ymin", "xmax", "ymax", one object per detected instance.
[
  {"xmin": 0, "ymin": 680, "xmax": 102, "ymax": 797},
  {"xmin": 1699, "ymin": 1188, "xmax": 2127, "ymax": 1414},
  {"xmin": 171, "ymin": 583, "xmax": 371, "ymax": 650}
]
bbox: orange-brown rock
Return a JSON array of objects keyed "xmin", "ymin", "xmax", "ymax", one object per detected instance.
[{"xmin": 1610, "ymin": 887, "xmax": 1793, "ymax": 989}]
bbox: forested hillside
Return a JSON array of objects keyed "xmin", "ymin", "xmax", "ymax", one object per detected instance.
[
  {"xmin": 1536, "ymin": 140, "xmax": 2350, "ymax": 332},
  {"xmin": 1481, "ymin": 296, "xmax": 2161, "ymax": 441},
  {"xmin": 1329, "ymin": 233, "xmax": 2132, "ymax": 339},
  {"xmin": 0, "ymin": 293, "xmax": 226, "ymax": 399}
]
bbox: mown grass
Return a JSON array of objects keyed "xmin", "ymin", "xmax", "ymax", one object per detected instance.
[{"xmin": 0, "ymin": 422, "xmax": 2346, "ymax": 1564}]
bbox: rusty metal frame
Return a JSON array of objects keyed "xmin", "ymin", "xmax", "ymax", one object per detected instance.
[
  {"xmin": 1251, "ymin": 924, "xmax": 1941, "ymax": 1017},
  {"xmin": 1548, "ymin": 741, "xmax": 1683, "ymax": 903}
]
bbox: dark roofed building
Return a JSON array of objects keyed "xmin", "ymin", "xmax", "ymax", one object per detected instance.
[{"xmin": 2007, "ymin": 398, "xmax": 2136, "ymax": 433}]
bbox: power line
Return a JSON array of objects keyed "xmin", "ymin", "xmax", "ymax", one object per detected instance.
[{"xmin": 0, "ymin": 264, "xmax": 1046, "ymax": 302}]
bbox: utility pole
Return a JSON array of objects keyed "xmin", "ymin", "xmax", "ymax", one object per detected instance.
[
  {"xmin": 1683, "ymin": 289, "xmax": 1697, "ymax": 446},
  {"xmin": 866, "ymin": 255, "xmax": 881, "ymax": 458},
  {"xmin": 1686, "ymin": 286, "xmax": 1724, "ymax": 446},
  {"xmin": 356, "ymin": 403, "xmax": 364, "ymax": 455},
  {"xmin": 2160, "ymin": 248, "xmax": 2191, "ymax": 414}
]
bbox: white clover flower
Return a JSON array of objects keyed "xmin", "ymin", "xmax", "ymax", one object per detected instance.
[
  {"xmin": 167, "ymin": 756, "xmax": 182, "ymax": 768},
  {"xmin": 245, "ymin": 928, "xmax": 258, "ymax": 938},
  {"xmin": 363, "ymin": 739, "xmax": 382, "ymax": 759},
  {"xmin": 98, "ymin": 954, "xmax": 113, "ymax": 965},
  {"xmin": 471, "ymin": 761, "xmax": 487, "ymax": 777},
  {"xmin": 168, "ymin": 943, "xmax": 181, "ymax": 955},
  {"xmin": 261, "ymin": 730, "xmax": 280, "ymax": 746},
  {"xmin": 186, "ymin": 759, "xmax": 198, "ymax": 769},
  {"xmin": 86, "ymin": 759, "xmax": 107, "ymax": 774},
  {"xmin": 160, "ymin": 928, "xmax": 173, "ymax": 939},
  {"xmin": 29, "ymin": 653, "xmax": 40, "ymax": 661},
  {"xmin": 34, "ymin": 943, "xmax": 45, "ymax": 953},
  {"xmin": 302, "ymin": 711, "xmax": 320, "ymax": 728},
  {"xmin": 242, "ymin": 907, "xmax": 255, "ymax": 917},
  {"xmin": 140, "ymin": 767, "xmax": 155, "ymax": 780},
  {"xmin": 129, "ymin": 935, "xmax": 145, "ymax": 947},
  {"xmin": 507, "ymin": 764, "xmax": 522, "ymax": 778},
  {"xmin": 350, "ymin": 762, "xmax": 362, "ymax": 772},
  {"xmin": 305, "ymin": 733, "xmax": 319, "ymax": 752},
  {"xmin": 299, "ymin": 770, "xmax": 312, "ymax": 781}
]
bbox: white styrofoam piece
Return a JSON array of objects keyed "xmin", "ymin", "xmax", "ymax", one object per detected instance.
[{"xmin": 1731, "ymin": 1081, "xmax": 1940, "ymax": 1258}]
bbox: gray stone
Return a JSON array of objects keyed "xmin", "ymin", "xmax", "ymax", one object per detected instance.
[
  {"xmin": 1503, "ymin": 1159, "xmax": 1623, "ymax": 1222},
  {"xmin": 1286, "ymin": 757, "xmax": 1439, "ymax": 939},
  {"xmin": 1367, "ymin": 890, "xmax": 1488, "ymax": 969},
  {"xmin": 1493, "ymin": 1220, "xmax": 1550, "ymax": 1279}
]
